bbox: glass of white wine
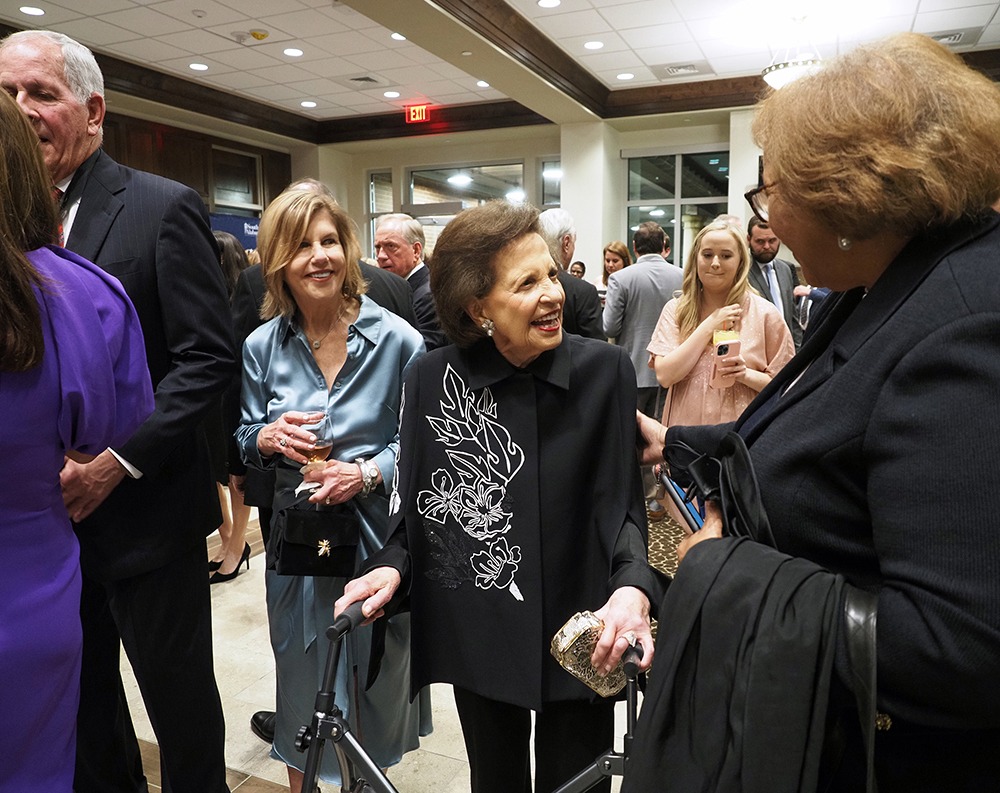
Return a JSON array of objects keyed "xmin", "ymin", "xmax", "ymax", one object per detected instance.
[{"xmin": 300, "ymin": 413, "xmax": 333, "ymax": 479}]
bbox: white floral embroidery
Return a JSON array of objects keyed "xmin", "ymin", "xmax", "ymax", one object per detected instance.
[
  {"xmin": 418, "ymin": 364, "xmax": 525, "ymax": 600},
  {"xmin": 389, "ymin": 386, "xmax": 404, "ymax": 517}
]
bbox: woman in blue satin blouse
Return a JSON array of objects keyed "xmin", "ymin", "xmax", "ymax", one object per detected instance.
[{"xmin": 236, "ymin": 189, "xmax": 429, "ymax": 792}]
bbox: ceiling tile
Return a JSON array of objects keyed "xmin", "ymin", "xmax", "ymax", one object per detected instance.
[
  {"xmin": 303, "ymin": 30, "xmax": 380, "ymax": 57},
  {"xmin": 297, "ymin": 55, "xmax": 372, "ymax": 78},
  {"xmin": 597, "ymin": 0, "xmax": 682, "ymax": 28},
  {"xmin": 343, "ymin": 49, "xmax": 418, "ymax": 71},
  {"xmin": 205, "ymin": 45, "xmax": 283, "ymax": 71},
  {"xmin": 597, "ymin": 64, "xmax": 658, "ymax": 82},
  {"xmin": 286, "ymin": 77, "xmax": 353, "ymax": 95},
  {"xmin": 98, "ymin": 6, "xmax": 193, "ymax": 36},
  {"xmin": 155, "ymin": 54, "xmax": 235, "ymax": 75},
  {"xmin": 616, "ymin": 21, "xmax": 693, "ymax": 47},
  {"xmin": 214, "ymin": 0, "xmax": 310, "ymax": 17},
  {"xmin": 249, "ymin": 83, "xmax": 302, "ymax": 101},
  {"xmin": 698, "ymin": 38, "xmax": 771, "ymax": 58},
  {"xmin": 0, "ymin": 4, "xmax": 81, "ymax": 26},
  {"xmin": 376, "ymin": 65, "xmax": 452, "ymax": 84},
  {"xmin": 154, "ymin": 28, "xmax": 243, "ymax": 54},
  {"xmin": 578, "ymin": 49, "xmax": 646, "ymax": 69},
  {"xmin": 533, "ymin": 9, "xmax": 614, "ymax": 38},
  {"xmin": 44, "ymin": 0, "xmax": 133, "ymax": 14},
  {"xmin": 322, "ymin": 3, "xmax": 382, "ymax": 30},
  {"xmin": 202, "ymin": 70, "xmax": 275, "ymax": 90},
  {"xmin": 707, "ymin": 51, "xmax": 772, "ymax": 74},
  {"xmin": 426, "ymin": 61, "xmax": 474, "ymax": 79},
  {"xmin": 506, "ymin": 0, "xmax": 596, "ymax": 17},
  {"xmin": 48, "ymin": 17, "xmax": 143, "ymax": 46},
  {"xmin": 918, "ymin": 0, "xmax": 996, "ymax": 9},
  {"xmin": 589, "ymin": 0, "xmax": 652, "ymax": 7},
  {"xmin": 105, "ymin": 37, "xmax": 186, "ymax": 62},
  {"xmin": 914, "ymin": 4, "xmax": 996, "ymax": 30},
  {"xmin": 245, "ymin": 62, "xmax": 317, "ymax": 82},
  {"xmin": 672, "ymin": 0, "xmax": 745, "ymax": 21},
  {"xmin": 260, "ymin": 8, "xmax": 350, "ymax": 39},
  {"xmin": 634, "ymin": 41, "xmax": 705, "ymax": 65},
  {"xmin": 148, "ymin": 0, "xmax": 249, "ymax": 27}
]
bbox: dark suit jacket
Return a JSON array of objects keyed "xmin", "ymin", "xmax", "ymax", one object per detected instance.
[
  {"xmin": 67, "ymin": 149, "xmax": 237, "ymax": 581},
  {"xmin": 729, "ymin": 213, "xmax": 1000, "ymax": 729},
  {"xmin": 406, "ymin": 264, "xmax": 447, "ymax": 350},
  {"xmin": 558, "ymin": 269, "xmax": 606, "ymax": 341},
  {"xmin": 748, "ymin": 256, "xmax": 802, "ymax": 350}
]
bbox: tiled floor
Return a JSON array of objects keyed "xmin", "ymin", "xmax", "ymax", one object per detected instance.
[{"xmin": 122, "ymin": 510, "xmax": 685, "ymax": 792}]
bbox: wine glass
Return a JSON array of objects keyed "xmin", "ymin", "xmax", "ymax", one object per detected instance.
[{"xmin": 299, "ymin": 413, "xmax": 334, "ymax": 484}]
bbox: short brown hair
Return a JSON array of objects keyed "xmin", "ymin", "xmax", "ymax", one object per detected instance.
[
  {"xmin": 257, "ymin": 190, "xmax": 365, "ymax": 320},
  {"xmin": 633, "ymin": 222, "xmax": 667, "ymax": 256},
  {"xmin": 753, "ymin": 32, "xmax": 1000, "ymax": 240},
  {"xmin": 431, "ymin": 201, "xmax": 541, "ymax": 347},
  {"xmin": 0, "ymin": 90, "xmax": 59, "ymax": 372},
  {"xmin": 602, "ymin": 240, "xmax": 632, "ymax": 286}
]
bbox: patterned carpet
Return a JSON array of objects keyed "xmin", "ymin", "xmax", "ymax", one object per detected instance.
[{"xmin": 647, "ymin": 510, "xmax": 687, "ymax": 579}]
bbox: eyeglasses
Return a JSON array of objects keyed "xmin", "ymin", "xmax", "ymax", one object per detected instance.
[{"xmin": 744, "ymin": 182, "xmax": 777, "ymax": 223}]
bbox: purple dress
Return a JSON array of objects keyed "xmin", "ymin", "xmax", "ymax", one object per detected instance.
[{"xmin": 0, "ymin": 246, "xmax": 153, "ymax": 792}]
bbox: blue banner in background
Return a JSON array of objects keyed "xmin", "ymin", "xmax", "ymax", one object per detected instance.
[{"xmin": 210, "ymin": 213, "xmax": 259, "ymax": 250}]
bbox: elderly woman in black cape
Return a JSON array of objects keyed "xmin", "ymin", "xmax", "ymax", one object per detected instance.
[
  {"xmin": 338, "ymin": 201, "xmax": 664, "ymax": 793},
  {"xmin": 629, "ymin": 33, "xmax": 1000, "ymax": 792}
]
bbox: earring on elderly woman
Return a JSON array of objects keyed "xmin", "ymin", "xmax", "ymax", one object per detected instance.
[
  {"xmin": 838, "ymin": 236, "xmax": 853, "ymax": 251},
  {"xmin": 482, "ymin": 319, "xmax": 495, "ymax": 337}
]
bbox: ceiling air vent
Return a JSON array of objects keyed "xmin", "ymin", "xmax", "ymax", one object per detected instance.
[
  {"xmin": 655, "ymin": 60, "xmax": 715, "ymax": 80},
  {"xmin": 334, "ymin": 73, "xmax": 391, "ymax": 90},
  {"xmin": 350, "ymin": 76, "xmax": 380, "ymax": 84},
  {"xmin": 928, "ymin": 28, "xmax": 983, "ymax": 47}
]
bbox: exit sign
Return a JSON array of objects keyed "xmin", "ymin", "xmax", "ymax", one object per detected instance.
[{"xmin": 406, "ymin": 104, "xmax": 429, "ymax": 123}]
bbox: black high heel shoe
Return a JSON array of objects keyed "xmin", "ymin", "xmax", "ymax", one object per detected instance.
[
  {"xmin": 209, "ymin": 542, "xmax": 251, "ymax": 584},
  {"xmin": 208, "ymin": 558, "xmax": 223, "ymax": 572}
]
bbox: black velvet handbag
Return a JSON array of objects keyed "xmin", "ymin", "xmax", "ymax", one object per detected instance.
[{"xmin": 271, "ymin": 495, "xmax": 360, "ymax": 577}]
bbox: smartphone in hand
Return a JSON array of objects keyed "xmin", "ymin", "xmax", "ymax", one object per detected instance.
[{"xmin": 709, "ymin": 339, "xmax": 741, "ymax": 389}]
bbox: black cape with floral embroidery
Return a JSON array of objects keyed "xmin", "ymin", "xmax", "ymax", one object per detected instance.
[{"xmin": 363, "ymin": 334, "xmax": 665, "ymax": 709}]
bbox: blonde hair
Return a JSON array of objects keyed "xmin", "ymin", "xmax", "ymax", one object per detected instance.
[
  {"xmin": 753, "ymin": 32, "xmax": 1000, "ymax": 240},
  {"xmin": 257, "ymin": 191, "xmax": 365, "ymax": 320},
  {"xmin": 602, "ymin": 240, "xmax": 632, "ymax": 286},
  {"xmin": 673, "ymin": 221, "xmax": 752, "ymax": 340}
]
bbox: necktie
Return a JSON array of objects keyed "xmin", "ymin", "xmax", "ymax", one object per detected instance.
[
  {"xmin": 53, "ymin": 187, "xmax": 64, "ymax": 246},
  {"xmin": 766, "ymin": 263, "xmax": 783, "ymax": 315}
]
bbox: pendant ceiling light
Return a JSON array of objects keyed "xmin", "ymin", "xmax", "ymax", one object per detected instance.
[{"xmin": 762, "ymin": 18, "xmax": 823, "ymax": 89}]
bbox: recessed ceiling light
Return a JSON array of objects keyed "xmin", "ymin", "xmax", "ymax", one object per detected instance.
[
  {"xmin": 448, "ymin": 174, "xmax": 473, "ymax": 186},
  {"xmin": 284, "ymin": 47, "xmax": 303, "ymax": 57},
  {"xmin": 391, "ymin": 32, "xmax": 406, "ymax": 41},
  {"xmin": 461, "ymin": 50, "xmax": 472, "ymax": 56},
  {"xmin": 542, "ymin": 168, "xmax": 563, "ymax": 180},
  {"xmin": 189, "ymin": 63, "xmax": 209, "ymax": 71},
  {"xmin": 19, "ymin": 6, "xmax": 45, "ymax": 16},
  {"xmin": 476, "ymin": 80, "xmax": 489, "ymax": 88},
  {"xmin": 301, "ymin": 100, "xmax": 317, "ymax": 108},
  {"xmin": 584, "ymin": 41, "xmax": 604, "ymax": 50},
  {"xmin": 630, "ymin": 225, "xmax": 640, "ymax": 231},
  {"xmin": 538, "ymin": 0, "xmax": 561, "ymax": 6},
  {"xmin": 649, "ymin": 209, "xmax": 665, "ymax": 217},
  {"xmin": 506, "ymin": 189, "xmax": 525, "ymax": 202},
  {"xmin": 383, "ymin": 90, "xmax": 400, "ymax": 98},
  {"xmin": 617, "ymin": 72, "xmax": 634, "ymax": 81}
]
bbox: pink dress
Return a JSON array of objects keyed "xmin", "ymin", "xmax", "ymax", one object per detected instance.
[{"xmin": 647, "ymin": 293, "xmax": 794, "ymax": 427}]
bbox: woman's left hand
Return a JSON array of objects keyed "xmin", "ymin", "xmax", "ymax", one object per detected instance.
[
  {"xmin": 591, "ymin": 586, "xmax": 654, "ymax": 675},
  {"xmin": 304, "ymin": 459, "xmax": 364, "ymax": 505}
]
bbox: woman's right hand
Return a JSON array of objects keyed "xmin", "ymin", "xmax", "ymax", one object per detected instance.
[
  {"xmin": 701, "ymin": 303, "xmax": 742, "ymax": 335},
  {"xmin": 335, "ymin": 567, "xmax": 402, "ymax": 625},
  {"xmin": 256, "ymin": 410, "xmax": 325, "ymax": 465}
]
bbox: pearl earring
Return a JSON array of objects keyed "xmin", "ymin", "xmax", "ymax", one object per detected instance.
[
  {"xmin": 482, "ymin": 319, "xmax": 495, "ymax": 337},
  {"xmin": 838, "ymin": 236, "xmax": 853, "ymax": 251}
]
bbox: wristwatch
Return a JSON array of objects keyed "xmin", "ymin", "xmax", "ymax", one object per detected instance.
[{"xmin": 355, "ymin": 458, "xmax": 378, "ymax": 497}]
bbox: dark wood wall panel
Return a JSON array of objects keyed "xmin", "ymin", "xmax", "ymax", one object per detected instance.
[{"xmin": 103, "ymin": 112, "xmax": 290, "ymax": 211}]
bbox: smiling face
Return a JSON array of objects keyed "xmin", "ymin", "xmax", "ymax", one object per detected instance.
[
  {"xmin": 696, "ymin": 230, "xmax": 742, "ymax": 297},
  {"xmin": 282, "ymin": 210, "xmax": 347, "ymax": 312},
  {"xmin": 0, "ymin": 37, "xmax": 104, "ymax": 184},
  {"xmin": 472, "ymin": 232, "xmax": 564, "ymax": 368},
  {"xmin": 604, "ymin": 251, "xmax": 625, "ymax": 275}
]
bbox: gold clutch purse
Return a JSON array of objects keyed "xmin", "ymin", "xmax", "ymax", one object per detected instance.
[{"xmin": 550, "ymin": 611, "xmax": 627, "ymax": 698}]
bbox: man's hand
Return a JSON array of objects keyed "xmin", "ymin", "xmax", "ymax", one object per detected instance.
[{"xmin": 61, "ymin": 449, "xmax": 128, "ymax": 522}]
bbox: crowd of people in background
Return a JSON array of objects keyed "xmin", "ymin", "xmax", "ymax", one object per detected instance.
[{"xmin": 2, "ymin": 24, "xmax": 999, "ymax": 793}]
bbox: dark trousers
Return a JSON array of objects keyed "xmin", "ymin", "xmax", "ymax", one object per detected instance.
[
  {"xmin": 74, "ymin": 543, "xmax": 229, "ymax": 793},
  {"xmin": 453, "ymin": 687, "xmax": 616, "ymax": 793}
]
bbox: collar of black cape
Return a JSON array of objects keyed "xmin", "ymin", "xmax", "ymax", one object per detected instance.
[{"xmin": 461, "ymin": 334, "xmax": 572, "ymax": 392}]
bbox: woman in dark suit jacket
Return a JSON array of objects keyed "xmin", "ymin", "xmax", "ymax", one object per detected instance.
[{"xmin": 631, "ymin": 33, "xmax": 1000, "ymax": 792}]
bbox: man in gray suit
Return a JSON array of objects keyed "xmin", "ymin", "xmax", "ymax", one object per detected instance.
[
  {"xmin": 747, "ymin": 217, "xmax": 802, "ymax": 350},
  {"xmin": 603, "ymin": 222, "xmax": 682, "ymax": 507}
]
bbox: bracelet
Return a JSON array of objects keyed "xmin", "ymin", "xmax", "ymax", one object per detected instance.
[{"xmin": 355, "ymin": 457, "xmax": 377, "ymax": 497}]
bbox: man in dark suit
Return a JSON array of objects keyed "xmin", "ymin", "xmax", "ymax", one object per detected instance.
[
  {"xmin": 747, "ymin": 216, "xmax": 803, "ymax": 349},
  {"xmin": 538, "ymin": 208, "xmax": 606, "ymax": 340},
  {"xmin": 0, "ymin": 30, "xmax": 235, "ymax": 792},
  {"xmin": 375, "ymin": 213, "xmax": 447, "ymax": 349}
]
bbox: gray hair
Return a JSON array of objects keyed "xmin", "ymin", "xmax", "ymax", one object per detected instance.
[
  {"xmin": 376, "ymin": 213, "xmax": 425, "ymax": 249},
  {"xmin": 0, "ymin": 30, "xmax": 104, "ymax": 104},
  {"xmin": 537, "ymin": 208, "xmax": 576, "ymax": 265}
]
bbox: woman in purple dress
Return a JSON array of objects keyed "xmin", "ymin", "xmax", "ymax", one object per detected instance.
[{"xmin": 0, "ymin": 92, "xmax": 153, "ymax": 791}]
